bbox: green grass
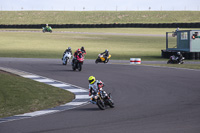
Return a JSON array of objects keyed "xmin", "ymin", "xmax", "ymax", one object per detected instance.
[
  {"xmin": 0, "ymin": 11, "xmax": 200, "ymax": 24},
  {"xmin": 142, "ymin": 64, "xmax": 200, "ymax": 69},
  {"xmin": 1, "ymin": 28, "xmax": 199, "ymax": 60},
  {"xmin": 0, "ymin": 28, "xmax": 167, "ymax": 60},
  {"xmin": 54, "ymin": 28, "xmax": 197, "ymax": 35},
  {"xmin": 0, "ymin": 71, "xmax": 74, "ymax": 118}
]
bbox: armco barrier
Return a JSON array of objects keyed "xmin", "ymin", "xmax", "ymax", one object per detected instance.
[{"xmin": 0, "ymin": 23, "xmax": 200, "ymax": 28}]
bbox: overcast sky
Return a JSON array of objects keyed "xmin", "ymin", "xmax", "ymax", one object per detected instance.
[{"xmin": 0, "ymin": 0, "xmax": 199, "ymax": 11}]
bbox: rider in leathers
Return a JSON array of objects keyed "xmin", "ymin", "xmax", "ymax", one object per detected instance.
[
  {"xmin": 62, "ymin": 47, "xmax": 72, "ymax": 61},
  {"xmin": 176, "ymin": 52, "xmax": 183, "ymax": 63},
  {"xmin": 72, "ymin": 48, "xmax": 82, "ymax": 65},
  {"xmin": 88, "ymin": 76, "xmax": 109, "ymax": 104},
  {"xmin": 62, "ymin": 47, "xmax": 72, "ymax": 59},
  {"xmin": 100, "ymin": 49, "xmax": 109, "ymax": 62},
  {"xmin": 81, "ymin": 46, "xmax": 86, "ymax": 56}
]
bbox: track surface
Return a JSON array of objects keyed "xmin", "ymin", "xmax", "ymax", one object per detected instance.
[{"xmin": 0, "ymin": 58, "xmax": 200, "ymax": 133}]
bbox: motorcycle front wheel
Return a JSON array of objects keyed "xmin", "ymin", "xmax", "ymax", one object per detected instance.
[
  {"xmin": 97, "ymin": 99, "xmax": 105, "ymax": 110},
  {"xmin": 95, "ymin": 59, "xmax": 99, "ymax": 64},
  {"xmin": 78, "ymin": 63, "xmax": 82, "ymax": 71},
  {"xmin": 65, "ymin": 58, "xmax": 69, "ymax": 65},
  {"xmin": 167, "ymin": 60, "xmax": 171, "ymax": 64},
  {"xmin": 72, "ymin": 63, "xmax": 76, "ymax": 71}
]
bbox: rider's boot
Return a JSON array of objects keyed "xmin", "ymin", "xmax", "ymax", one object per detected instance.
[{"xmin": 90, "ymin": 98, "xmax": 96, "ymax": 104}]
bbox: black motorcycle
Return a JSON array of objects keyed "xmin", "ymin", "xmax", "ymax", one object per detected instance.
[
  {"xmin": 167, "ymin": 55, "xmax": 185, "ymax": 64},
  {"xmin": 91, "ymin": 90, "xmax": 114, "ymax": 110}
]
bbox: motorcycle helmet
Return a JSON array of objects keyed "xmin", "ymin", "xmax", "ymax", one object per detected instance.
[
  {"xmin": 177, "ymin": 52, "xmax": 181, "ymax": 55},
  {"xmin": 105, "ymin": 49, "xmax": 108, "ymax": 52},
  {"xmin": 68, "ymin": 47, "xmax": 71, "ymax": 50},
  {"xmin": 88, "ymin": 76, "xmax": 95, "ymax": 84},
  {"xmin": 81, "ymin": 46, "xmax": 84, "ymax": 50},
  {"xmin": 77, "ymin": 49, "xmax": 81, "ymax": 52}
]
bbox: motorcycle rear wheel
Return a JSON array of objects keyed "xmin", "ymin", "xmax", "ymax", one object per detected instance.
[
  {"xmin": 65, "ymin": 58, "xmax": 68, "ymax": 65},
  {"xmin": 95, "ymin": 59, "xmax": 99, "ymax": 64},
  {"xmin": 104, "ymin": 59, "xmax": 109, "ymax": 63}
]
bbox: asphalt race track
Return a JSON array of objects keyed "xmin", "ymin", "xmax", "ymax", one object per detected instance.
[{"xmin": 0, "ymin": 58, "xmax": 200, "ymax": 133}]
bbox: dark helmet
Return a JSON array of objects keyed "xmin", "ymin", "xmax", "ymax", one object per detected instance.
[
  {"xmin": 81, "ymin": 46, "xmax": 84, "ymax": 50},
  {"xmin": 105, "ymin": 49, "xmax": 108, "ymax": 52},
  {"xmin": 68, "ymin": 47, "xmax": 71, "ymax": 50}
]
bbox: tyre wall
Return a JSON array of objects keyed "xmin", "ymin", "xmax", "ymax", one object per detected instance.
[{"xmin": 0, "ymin": 23, "xmax": 200, "ymax": 28}]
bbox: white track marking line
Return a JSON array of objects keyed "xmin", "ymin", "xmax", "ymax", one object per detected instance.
[
  {"xmin": 49, "ymin": 83, "xmax": 70, "ymax": 87},
  {"xmin": 0, "ymin": 67, "xmax": 91, "ymax": 123},
  {"xmin": 33, "ymin": 79, "xmax": 55, "ymax": 83},
  {"xmin": 61, "ymin": 102, "xmax": 88, "ymax": 106},
  {"xmin": 66, "ymin": 89, "xmax": 88, "ymax": 93},
  {"xmin": 16, "ymin": 110, "xmax": 58, "ymax": 117},
  {"xmin": 22, "ymin": 75, "xmax": 40, "ymax": 78},
  {"xmin": 76, "ymin": 95, "xmax": 91, "ymax": 99}
]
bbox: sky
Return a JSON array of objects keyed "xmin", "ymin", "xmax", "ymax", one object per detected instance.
[{"xmin": 0, "ymin": 0, "xmax": 200, "ymax": 11}]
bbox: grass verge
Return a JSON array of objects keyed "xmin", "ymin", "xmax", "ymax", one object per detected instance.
[
  {"xmin": 0, "ymin": 11, "xmax": 200, "ymax": 24},
  {"xmin": 0, "ymin": 71, "xmax": 74, "ymax": 118},
  {"xmin": 0, "ymin": 28, "xmax": 169, "ymax": 60},
  {"xmin": 1, "ymin": 28, "xmax": 199, "ymax": 60},
  {"xmin": 142, "ymin": 64, "xmax": 200, "ymax": 70}
]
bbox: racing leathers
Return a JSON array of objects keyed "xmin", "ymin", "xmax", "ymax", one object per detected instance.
[
  {"xmin": 177, "ymin": 53, "xmax": 183, "ymax": 63},
  {"xmin": 100, "ymin": 50, "xmax": 109, "ymax": 62},
  {"xmin": 72, "ymin": 50, "xmax": 82, "ymax": 65},
  {"xmin": 63, "ymin": 49, "xmax": 72, "ymax": 58},
  {"xmin": 89, "ymin": 80, "xmax": 108, "ymax": 104},
  {"xmin": 62, "ymin": 48, "xmax": 72, "ymax": 61},
  {"xmin": 81, "ymin": 47, "xmax": 86, "ymax": 55}
]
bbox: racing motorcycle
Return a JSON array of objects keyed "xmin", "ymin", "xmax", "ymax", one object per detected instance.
[
  {"xmin": 62, "ymin": 52, "xmax": 72, "ymax": 65},
  {"xmin": 42, "ymin": 26, "xmax": 52, "ymax": 33},
  {"xmin": 72, "ymin": 53, "xmax": 84, "ymax": 71},
  {"xmin": 167, "ymin": 55, "xmax": 185, "ymax": 64},
  {"xmin": 95, "ymin": 54, "xmax": 111, "ymax": 64},
  {"xmin": 90, "ymin": 89, "xmax": 114, "ymax": 110}
]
